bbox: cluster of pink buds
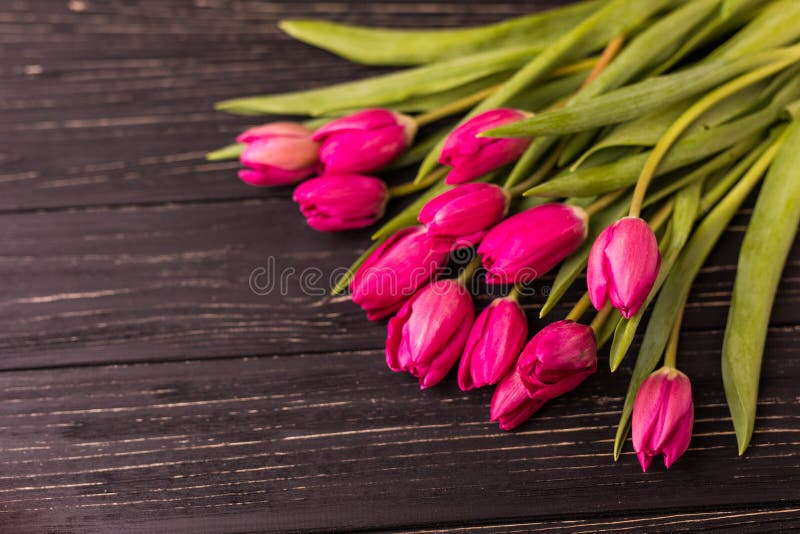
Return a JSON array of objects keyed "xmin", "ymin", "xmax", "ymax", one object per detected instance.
[
  {"xmin": 237, "ymin": 109, "xmax": 415, "ymax": 232},
  {"xmin": 231, "ymin": 105, "xmax": 692, "ymax": 472}
]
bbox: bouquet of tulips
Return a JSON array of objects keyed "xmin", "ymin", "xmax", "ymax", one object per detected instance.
[{"xmin": 208, "ymin": 0, "xmax": 800, "ymax": 471}]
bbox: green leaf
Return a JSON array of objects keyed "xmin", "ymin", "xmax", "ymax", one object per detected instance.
[
  {"xmin": 651, "ymin": 0, "xmax": 768, "ymax": 75},
  {"xmin": 613, "ymin": 126, "xmax": 788, "ymax": 460},
  {"xmin": 547, "ymin": 0, "xmax": 723, "ymax": 169},
  {"xmin": 206, "ymin": 143, "xmax": 244, "ymax": 162},
  {"xmin": 486, "ymin": 46, "xmax": 800, "ymax": 138},
  {"xmin": 573, "ymin": 80, "xmax": 766, "ymax": 169},
  {"xmin": 574, "ymin": 0, "xmax": 722, "ymax": 102},
  {"xmin": 508, "ymin": 72, "xmax": 587, "ymax": 112},
  {"xmin": 524, "ymin": 76, "xmax": 800, "ymax": 199},
  {"xmin": 215, "ymin": 45, "xmax": 542, "ymax": 116},
  {"xmin": 722, "ymin": 118, "xmax": 800, "ymax": 455},
  {"xmin": 279, "ymin": 1, "xmax": 605, "ymax": 66},
  {"xmin": 414, "ymin": 0, "xmax": 680, "ymax": 182},
  {"xmin": 389, "ymin": 73, "xmax": 510, "ymax": 113},
  {"xmin": 710, "ymin": 0, "xmax": 800, "ymax": 61},
  {"xmin": 504, "ymin": 0, "xmax": 717, "ymax": 187},
  {"xmin": 503, "ymin": 136, "xmax": 560, "ymax": 190}
]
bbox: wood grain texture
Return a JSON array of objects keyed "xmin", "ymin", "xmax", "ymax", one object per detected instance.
[
  {"xmin": 0, "ymin": 342, "xmax": 797, "ymax": 533},
  {"xmin": 0, "ymin": 0, "xmax": 798, "ymax": 532}
]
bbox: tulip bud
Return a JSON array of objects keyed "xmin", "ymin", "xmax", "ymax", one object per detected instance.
[
  {"xmin": 418, "ymin": 183, "xmax": 509, "ymax": 252},
  {"xmin": 587, "ymin": 216, "xmax": 661, "ymax": 318},
  {"xmin": 632, "ymin": 366, "xmax": 694, "ymax": 472},
  {"xmin": 458, "ymin": 297, "xmax": 527, "ymax": 391},
  {"xmin": 477, "ymin": 203, "xmax": 588, "ymax": 285},
  {"xmin": 237, "ymin": 122, "xmax": 320, "ymax": 186},
  {"xmin": 292, "ymin": 174, "xmax": 389, "ymax": 232},
  {"xmin": 490, "ymin": 369, "xmax": 543, "ymax": 431},
  {"xmin": 350, "ymin": 226, "xmax": 449, "ymax": 321},
  {"xmin": 439, "ymin": 108, "xmax": 531, "ymax": 185},
  {"xmin": 386, "ymin": 279, "xmax": 474, "ymax": 389},
  {"xmin": 312, "ymin": 109, "xmax": 417, "ymax": 174},
  {"xmin": 517, "ymin": 320, "xmax": 597, "ymax": 403}
]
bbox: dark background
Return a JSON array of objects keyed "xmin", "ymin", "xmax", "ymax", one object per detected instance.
[{"xmin": 1, "ymin": 1, "xmax": 799, "ymax": 532}]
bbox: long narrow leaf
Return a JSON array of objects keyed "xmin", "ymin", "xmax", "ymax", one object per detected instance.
[
  {"xmin": 278, "ymin": 1, "xmax": 605, "ymax": 66},
  {"xmin": 487, "ymin": 46, "xmax": 800, "ymax": 138},
  {"xmin": 414, "ymin": 0, "xmax": 679, "ymax": 181},
  {"xmin": 722, "ymin": 117, "xmax": 800, "ymax": 455},
  {"xmin": 525, "ymin": 71, "xmax": 800, "ymax": 198},
  {"xmin": 216, "ymin": 46, "xmax": 541, "ymax": 116}
]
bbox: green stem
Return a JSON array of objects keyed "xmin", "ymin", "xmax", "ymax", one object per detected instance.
[
  {"xmin": 457, "ymin": 257, "xmax": 482, "ymax": 286},
  {"xmin": 628, "ymin": 55, "xmax": 800, "ymax": 217},
  {"xmin": 573, "ymin": 34, "xmax": 625, "ymax": 95},
  {"xmin": 585, "ymin": 188, "xmax": 627, "ymax": 217},
  {"xmin": 589, "ymin": 302, "xmax": 614, "ymax": 335},
  {"xmin": 507, "ymin": 142, "xmax": 562, "ymax": 195},
  {"xmin": 565, "ymin": 292, "xmax": 592, "ymax": 322},
  {"xmin": 507, "ymin": 284, "xmax": 522, "ymax": 302},
  {"xmin": 648, "ymin": 200, "xmax": 674, "ymax": 231},
  {"xmin": 698, "ymin": 134, "xmax": 774, "ymax": 215},
  {"xmin": 414, "ymin": 84, "xmax": 502, "ymax": 128},
  {"xmin": 663, "ymin": 299, "xmax": 686, "ymax": 369},
  {"xmin": 388, "ymin": 166, "xmax": 447, "ymax": 197}
]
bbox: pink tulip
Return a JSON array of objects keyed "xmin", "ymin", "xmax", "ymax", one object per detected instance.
[
  {"xmin": 458, "ymin": 297, "xmax": 527, "ymax": 391},
  {"xmin": 490, "ymin": 369, "xmax": 542, "ymax": 431},
  {"xmin": 632, "ymin": 367, "xmax": 694, "ymax": 472},
  {"xmin": 439, "ymin": 108, "xmax": 531, "ymax": 184},
  {"xmin": 418, "ymin": 183, "xmax": 509, "ymax": 252},
  {"xmin": 386, "ymin": 279, "xmax": 474, "ymax": 389},
  {"xmin": 517, "ymin": 320, "xmax": 597, "ymax": 402},
  {"xmin": 312, "ymin": 109, "xmax": 416, "ymax": 174},
  {"xmin": 350, "ymin": 226, "xmax": 449, "ymax": 321},
  {"xmin": 587, "ymin": 216, "xmax": 661, "ymax": 318},
  {"xmin": 292, "ymin": 174, "xmax": 389, "ymax": 232},
  {"xmin": 237, "ymin": 122, "xmax": 320, "ymax": 186},
  {"xmin": 478, "ymin": 203, "xmax": 588, "ymax": 285}
]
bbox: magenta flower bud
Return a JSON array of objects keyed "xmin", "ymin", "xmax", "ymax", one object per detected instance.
[
  {"xmin": 458, "ymin": 297, "xmax": 527, "ymax": 391},
  {"xmin": 478, "ymin": 203, "xmax": 588, "ymax": 285},
  {"xmin": 237, "ymin": 122, "xmax": 320, "ymax": 186},
  {"xmin": 386, "ymin": 279, "xmax": 474, "ymax": 389},
  {"xmin": 632, "ymin": 367, "xmax": 694, "ymax": 472},
  {"xmin": 587, "ymin": 216, "xmax": 661, "ymax": 318},
  {"xmin": 292, "ymin": 174, "xmax": 389, "ymax": 232},
  {"xmin": 418, "ymin": 183, "xmax": 509, "ymax": 252},
  {"xmin": 517, "ymin": 320, "xmax": 597, "ymax": 402},
  {"xmin": 350, "ymin": 226, "xmax": 449, "ymax": 321},
  {"xmin": 312, "ymin": 109, "xmax": 417, "ymax": 174},
  {"xmin": 490, "ymin": 369, "xmax": 541, "ymax": 431},
  {"xmin": 439, "ymin": 108, "xmax": 531, "ymax": 185}
]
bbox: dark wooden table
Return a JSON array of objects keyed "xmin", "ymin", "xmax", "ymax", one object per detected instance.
[{"xmin": 1, "ymin": 1, "xmax": 799, "ymax": 532}]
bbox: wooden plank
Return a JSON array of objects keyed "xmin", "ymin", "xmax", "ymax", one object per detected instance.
[
  {"xmin": 0, "ymin": 200, "xmax": 797, "ymax": 370},
  {"xmin": 398, "ymin": 506, "xmax": 800, "ymax": 533},
  {"xmin": 0, "ymin": 0, "xmax": 563, "ymax": 212},
  {"xmin": 0, "ymin": 342, "xmax": 796, "ymax": 533}
]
